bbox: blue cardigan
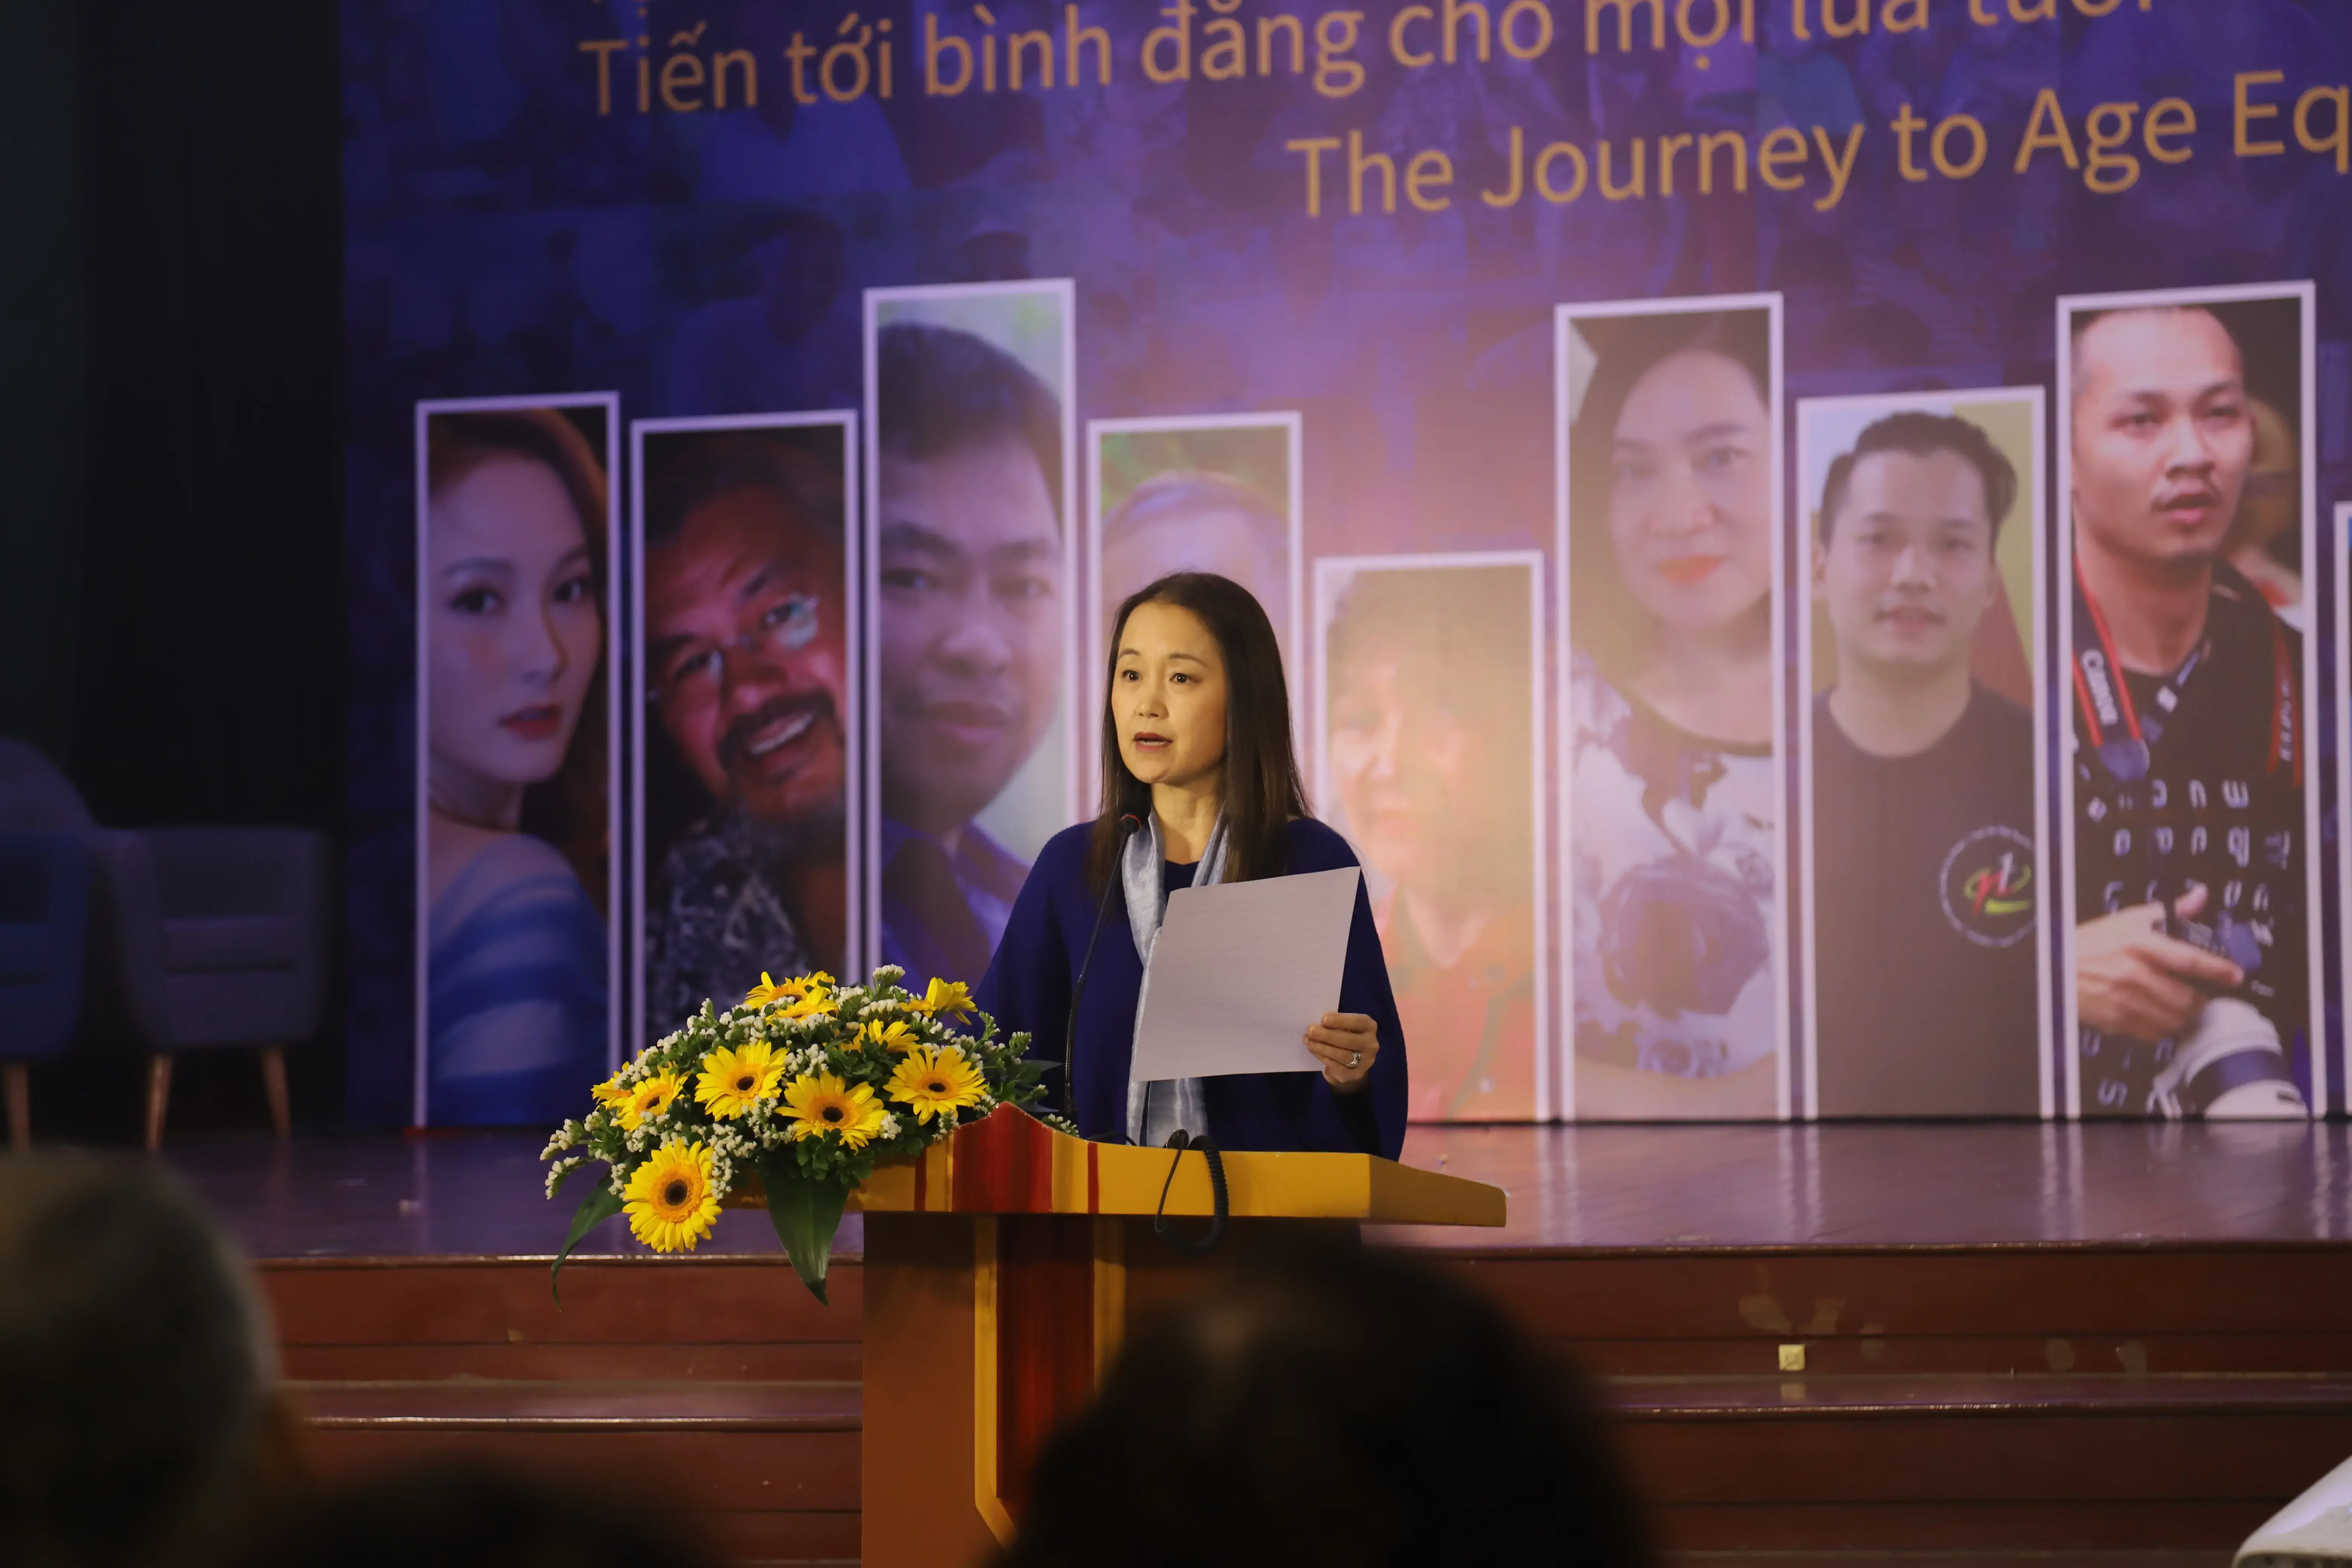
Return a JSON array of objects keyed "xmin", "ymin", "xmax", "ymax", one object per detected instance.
[{"xmin": 976, "ymin": 818, "xmax": 1409, "ymax": 1159}]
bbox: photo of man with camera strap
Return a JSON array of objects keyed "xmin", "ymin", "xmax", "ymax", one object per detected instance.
[{"xmin": 2066, "ymin": 297, "xmax": 2309, "ymax": 1120}]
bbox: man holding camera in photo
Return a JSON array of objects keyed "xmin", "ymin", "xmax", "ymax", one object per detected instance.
[{"xmin": 2067, "ymin": 304, "xmax": 2307, "ymax": 1119}]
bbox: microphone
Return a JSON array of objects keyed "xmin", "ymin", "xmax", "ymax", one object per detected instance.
[{"xmin": 1064, "ymin": 812, "xmax": 1142, "ymax": 1124}]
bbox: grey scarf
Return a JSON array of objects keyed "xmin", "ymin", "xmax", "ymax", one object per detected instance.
[{"xmin": 1122, "ymin": 812, "xmax": 1227, "ymax": 1145}]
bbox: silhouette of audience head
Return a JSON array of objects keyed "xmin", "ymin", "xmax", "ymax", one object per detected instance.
[
  {"xmin": 1001, "ymin": 1243, "xmax": 1653, "ymax": 1568},
  {"xmin": 0, "ymin": 1156, "xmax": 300, "ymax": 1568},
  {"xmin": 223, "ymin": 1462, "xmax": 715, "ymax": 1568}
]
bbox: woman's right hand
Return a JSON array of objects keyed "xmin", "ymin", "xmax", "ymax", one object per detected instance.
[{"xmin": 1306, "ymin": 1012, "xmax": 1379, "ymax": 1095}]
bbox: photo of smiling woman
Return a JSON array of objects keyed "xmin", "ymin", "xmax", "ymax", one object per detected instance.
[
  {"xmin": 418, "ymin": 401, "xmax": 616, "ymax": 1126},
  {"xmin": 977, "ymin": 572, "xmax": 1408, "ymax": 1156},
  {"xmin": 1559, "ymin": 299, "xmax": 1784, "ymax": 1120}
]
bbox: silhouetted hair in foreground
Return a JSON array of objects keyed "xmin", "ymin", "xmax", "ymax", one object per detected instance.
[
  {"xmin": 1000, "ymin": 1244, "xmax": 1653, "ymax": 1568},
  {"xmin": 222, "ymin": 1462, "xmax": 715, "ymax": 1568},
  {"xmin": 0, "ymin": 1156, "xmax": 297, "ymax": 1568}
]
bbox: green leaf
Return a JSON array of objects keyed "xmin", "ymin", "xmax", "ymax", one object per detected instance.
[
  {"xmin": 551, "ymin": 1185, "xmax": 624, "ymax": 1306},
  {"xmin": 756, "ymin": 1153, "xmax": 851, "ymax": 1306}
]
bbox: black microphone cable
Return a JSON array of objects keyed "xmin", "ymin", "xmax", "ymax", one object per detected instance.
[
  {"xmin": 1153, "ymin": 1129, "xmax": 1229, "ymax": 1255},
  {"xmin": 1063, "ymin": 812, "xmax": 1142, "ymax": 1123}
]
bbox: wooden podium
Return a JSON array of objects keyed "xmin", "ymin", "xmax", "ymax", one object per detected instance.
[{"xmin": 843, "ymin": 1107, "xmax": 1506, "ymax": 1568}]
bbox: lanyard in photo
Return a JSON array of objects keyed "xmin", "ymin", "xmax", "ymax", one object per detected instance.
[{"xmin": 2070, "ymin": 559, "xmax": 2295, "ymax": 790}]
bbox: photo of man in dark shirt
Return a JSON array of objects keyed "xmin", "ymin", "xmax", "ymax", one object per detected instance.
[
  {"xmin": 2066, "ymin": 299, "xmax": 2309, "ymax": 1120},
  {"xmin": 873, "ymin": 318, "xmax": 1067, "ymax": 991},
  {"xmin": 1810, "ymin": 409, "xmax": 2042, "ymax": 1117}
]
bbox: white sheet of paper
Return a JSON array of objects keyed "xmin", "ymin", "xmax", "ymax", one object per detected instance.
[{"xmin": 1129, "ymin": 865, "xmax": 1361, "ymax": 1081}]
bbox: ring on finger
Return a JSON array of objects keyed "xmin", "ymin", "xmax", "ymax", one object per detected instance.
[{"xmin": 1348, "ymin": 1050, "xmax": 1362, "ymax": 1070}]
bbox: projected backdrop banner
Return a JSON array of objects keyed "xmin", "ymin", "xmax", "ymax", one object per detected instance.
[{"xmin": 344, "ymin": 0, "xmax": 2352, "ymax": 1127}]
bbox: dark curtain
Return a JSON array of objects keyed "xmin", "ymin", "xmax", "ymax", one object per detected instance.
[
  {"xmin": 0, "ymin": 0, "xmax": 343, "ymax": 1133},
  {"xmin": 70, "ymin": 1, "xmax": 343, "ymax": 830},
  {"xmin": 0, "ymin": 0, "xmax": 86, "ymax": 753}
]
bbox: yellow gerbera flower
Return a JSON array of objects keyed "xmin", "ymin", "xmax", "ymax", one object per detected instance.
[
  {"xmin": 778, "ymin": 986, "xmax": 838, "ymax": 1020},
  {"xmin": 781, "ymin": 1072, "xmax": 888, "ymax": 1148},
  {"xmin": 618, "ymin": 1070, "xmax": 684, "ymax": 1131},
  {"xmin": 914, "ymin": 977, "xmax": 977, "ymax": 1020},
  {"xmin": 696, "ymin": 1039, "xmax": 785, "ymax": 1120},
  {"xmin": 623, "ymin": 1139, "xmax": 721, "ymax": 1252},
  {"xmin": 747, "ymin": 970, "xmax": 835, "ymax": 1009},
  {"xmin": 861, "ymin": 1018, "xmax": 919, "ymax": 1053},
  {"xmin": 886, "ymin": 1044, "xmax": 987, "ymax": 1125}
]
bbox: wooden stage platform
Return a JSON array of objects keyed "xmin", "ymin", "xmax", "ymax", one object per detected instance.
[{"xmin": 168, "ymin": 1120, "xmax": 2352, "ymax": 1566}]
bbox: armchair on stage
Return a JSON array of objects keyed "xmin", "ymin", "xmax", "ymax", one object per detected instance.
[{"xmin": 813, "ymin": 1106, "xmax": 1505, "ymax": 1568}]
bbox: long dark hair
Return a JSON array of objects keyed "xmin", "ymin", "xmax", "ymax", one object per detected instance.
[
  {"xmin": 1088, "ymin": 572, "xmax": 1309, "ymax": 891},
  {"xmin": 1566, "ymin": 308, "xmax": 1771, "ymax": 687}
]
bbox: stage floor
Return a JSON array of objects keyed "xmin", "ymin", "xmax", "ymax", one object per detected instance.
[
  {"xmin": 155, "ymin": 1118, "xmax": 2352, "ymax": 1261},
  {"xmin": 182, "ymin": 1121, "xmax": 2352, "ymax": 1563}
]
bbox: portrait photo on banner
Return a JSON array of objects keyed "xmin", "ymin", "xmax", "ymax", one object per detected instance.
[
  {"xmin": 2057, "ymin": 282, "xmax": 2321, "ymax": 1121},
  {"xmin": 863, "ymin": 281, "xmax": 1077, "ymax": 994},
  {"xmin": 1796, "ymin": 390, "xmax": 2052, "ymax": 1121},
  {"xmin": 1088, "ymin": 413, "xmax": 1303, "ymax": 787},
  {"xmin": 1314, "ymin": 554, "xmax": 1548, "ymax": 1124},
  {"xmin": 631, "ymin": 413, "xmax": 859, "ymax": 1054},
  {"xmin": 413, "ymin": 395, "xmax": 621, "ymax": 1127},
  {"xmin": 2337, "ymin": 502, "xmax": 2352, "ymax": 1113},
  {"xmin": 1557, "ymin": 294, "xmax": 1787, "ymax": 1122}
]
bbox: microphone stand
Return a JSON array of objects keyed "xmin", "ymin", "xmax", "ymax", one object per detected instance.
[{"xmin": 1064, "ymin": 812, "xmax": 1142, "ymax": 1124}]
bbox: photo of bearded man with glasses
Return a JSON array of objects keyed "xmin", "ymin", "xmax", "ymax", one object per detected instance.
[{"xmin": 636, "ymin": 421, "xmax": 853, "ymax": 1041}]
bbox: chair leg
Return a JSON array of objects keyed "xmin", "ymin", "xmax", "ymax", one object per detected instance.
[
  {"xmin": 144, "ymin": 1055, "xmax": 173, "ymax": 1151},
  {"xmin": 259, "ymin": 1046, "xmax": 291, "ymax": 1141},
  {"xmin": 4, "ymin": 1064, "xmax": 28, "ymax": 1151}
]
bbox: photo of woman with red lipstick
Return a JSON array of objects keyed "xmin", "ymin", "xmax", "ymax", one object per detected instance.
[
  {"xmin": 418, "ymin": 399, "xmax": 617, "ymax": 1126},
  {"xmin": 1559, "ymin": 299, "xmax": 1786, "ymax": 1120}
]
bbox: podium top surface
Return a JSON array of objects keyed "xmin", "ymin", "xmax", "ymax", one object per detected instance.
[{"xmin": 839, "ymin": 1106, "xmax": 1506, "ymax": 1227}]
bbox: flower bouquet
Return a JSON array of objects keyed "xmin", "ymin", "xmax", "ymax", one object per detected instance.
[{"xmin": 541, "ymin": 965, "xmax": 1060, "ymax": 1303}]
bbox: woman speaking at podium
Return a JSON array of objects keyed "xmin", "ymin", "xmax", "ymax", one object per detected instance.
[{"xmin": 977, "ymin": 572, "xmax": 1407, "ymax": 1158}]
